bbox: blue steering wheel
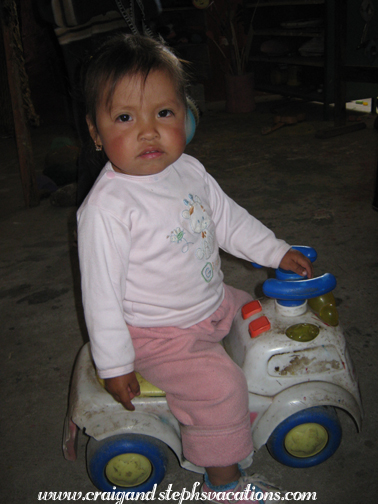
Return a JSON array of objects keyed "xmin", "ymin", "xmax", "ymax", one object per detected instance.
[{"xmin": 258, "ymin": 246, "xmax": 337, "ymax": 307}]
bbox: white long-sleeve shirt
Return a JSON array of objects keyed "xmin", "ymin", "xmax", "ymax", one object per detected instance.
[{"xmin": 77, "ymin": 154, "xmax": 290, "ymax": 378}]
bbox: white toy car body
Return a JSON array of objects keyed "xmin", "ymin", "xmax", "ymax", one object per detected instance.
[{"xmin": 63, "ymin": 247, "xmax": 362, "ymax": 492}]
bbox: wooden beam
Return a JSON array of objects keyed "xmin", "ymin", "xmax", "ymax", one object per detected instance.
[{"xmin": 1, "ymin": 1, "xmax": 39, "ymax": 207}]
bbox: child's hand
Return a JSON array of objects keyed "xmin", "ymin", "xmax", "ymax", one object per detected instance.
[
  {"xmin": 279, "ymin": 249, "xmax": 313, "ymax": 279},
  {"xmin": 104, "ymin": 372, "xmax": 140, "ymax": 411}
]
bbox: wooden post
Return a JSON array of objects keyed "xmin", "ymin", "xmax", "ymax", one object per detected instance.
[
  {"xmin": 1, "ymin": 1, "xmax": 39, "ymax": 207},
  {"xmin": 316, "ymin": 0, "xmax": 366, "ymax": 138},
  {"xmin": 333, "ymin": 0, "xmax": 346, "ymax": 128}
]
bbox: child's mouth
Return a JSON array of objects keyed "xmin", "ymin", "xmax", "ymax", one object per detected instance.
[{"xmin": 139, "ymin": 149, "xmax": 163, "ymax": 159}]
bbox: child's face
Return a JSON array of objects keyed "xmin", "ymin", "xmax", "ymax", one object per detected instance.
[{"xmin": 88, "ymin": 70, "xmax": 187, "ymax": 176}]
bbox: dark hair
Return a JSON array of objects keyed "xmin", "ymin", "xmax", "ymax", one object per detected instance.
[{"xmin": 84, "ymin": 34, "xmax": 188, "ymax": 127}]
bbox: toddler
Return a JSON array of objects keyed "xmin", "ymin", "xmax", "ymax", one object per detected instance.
[{"xmin": 77, "ymin": 34, "xmax": 313, "ymax": 503}]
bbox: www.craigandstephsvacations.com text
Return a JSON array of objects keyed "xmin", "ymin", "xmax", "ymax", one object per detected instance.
[{"xmin": 38, "ymin": 482, "xmax": 317, "ymax": 503}]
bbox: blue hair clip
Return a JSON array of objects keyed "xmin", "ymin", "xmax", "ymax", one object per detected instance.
[{"xmin": 185, "ymin": 96, "xmax": 200, "ymax": 144}]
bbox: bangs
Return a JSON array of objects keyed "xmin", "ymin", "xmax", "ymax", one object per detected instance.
[{"xmin": 84, "ymin": 35, "xmax": 188, "ymax": 125}]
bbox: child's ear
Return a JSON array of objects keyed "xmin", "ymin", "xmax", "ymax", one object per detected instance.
[{"xmin": 86, "ymin": 116, "xmax": 101, "ymax": 146}]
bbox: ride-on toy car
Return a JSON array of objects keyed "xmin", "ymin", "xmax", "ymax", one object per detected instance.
[{"xmin": 63, "ymin": 246, "xmax": 362, "ymax": 493}]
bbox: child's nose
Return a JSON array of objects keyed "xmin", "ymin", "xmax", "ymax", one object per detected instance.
[{"xmin": 138, "ymin": 120, "xmax": 159, "ymax": 141}]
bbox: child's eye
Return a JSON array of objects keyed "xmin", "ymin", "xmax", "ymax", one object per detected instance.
[
  {"xmin": 117, "ymin": 114, "xmax": 131, "ymax": 122},
  {"xmin": 158, "ymin": 109, "xmax": 174, "ymax": 118}
]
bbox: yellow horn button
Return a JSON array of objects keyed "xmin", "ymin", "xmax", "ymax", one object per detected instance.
[{"xmin": 286, "ymin": 323, "xmax": 319, "ymax": 342}]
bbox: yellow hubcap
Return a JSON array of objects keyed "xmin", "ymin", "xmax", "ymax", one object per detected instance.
[
  {"xmin": 105, "ymin": 453, "xmax": 152, "ymax": 487},
  {"xmin": 284, "ymin": 423, "xmax": 328, "ymax": 458}
]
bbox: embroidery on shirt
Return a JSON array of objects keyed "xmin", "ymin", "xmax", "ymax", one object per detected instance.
[
  {"xmin": 182, "ymin": 194, "xmax": 214, "ymax": 260},
  {"xmin": 167, "ymin": 227, "xmax": 193, "ymax": 253},
  {"xmin": 201, "ymin": 262, "xmax": 213, "ymax": 283}
]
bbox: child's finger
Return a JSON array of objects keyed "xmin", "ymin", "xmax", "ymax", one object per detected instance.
[
  {"xmin": 104, "ymin": 374, "xmax": 137, "ymax": 410},
  {"xmin": 297, "ymin": 256, "xmax": 313, "ymax": 279},
  {"xmin": 289, "ymin": 260, "xmax": 308, "ymax": 277},
  {"xmin": 105, "ymin": 387, "xmax": 135, "ymax": 410},
  {"xmin": 128, "ymin": 375, "xmax": 141, "ymax": 398},
  {"xmin": 117, "ymin": 383, "xmax": 140, "ymax": 408},
  {"xmin": 116, "ymin": 389, "xmax": 136, "ymax": 411}
]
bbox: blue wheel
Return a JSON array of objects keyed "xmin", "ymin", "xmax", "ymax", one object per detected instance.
[
  {"xmin": 267, "ymin": 406, "xmax": 342, "ymax": 468},
  {"xmin": 87, "ymin": 434, "xmax": 168, "ymax": 492}
]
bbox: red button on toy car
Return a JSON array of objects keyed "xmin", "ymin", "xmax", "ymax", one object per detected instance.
[
  {"xmin": 242, "ymin": 300, "xmax": 262, "ymax": 319},
  {"xmin": 248, "ymin": 316, "xmax": 271, "ymax": 338}
]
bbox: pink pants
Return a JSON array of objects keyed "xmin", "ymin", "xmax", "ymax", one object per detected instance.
[{"xmin": 128, "ymin": 285, "xmax": 254, "ymax": 468}]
